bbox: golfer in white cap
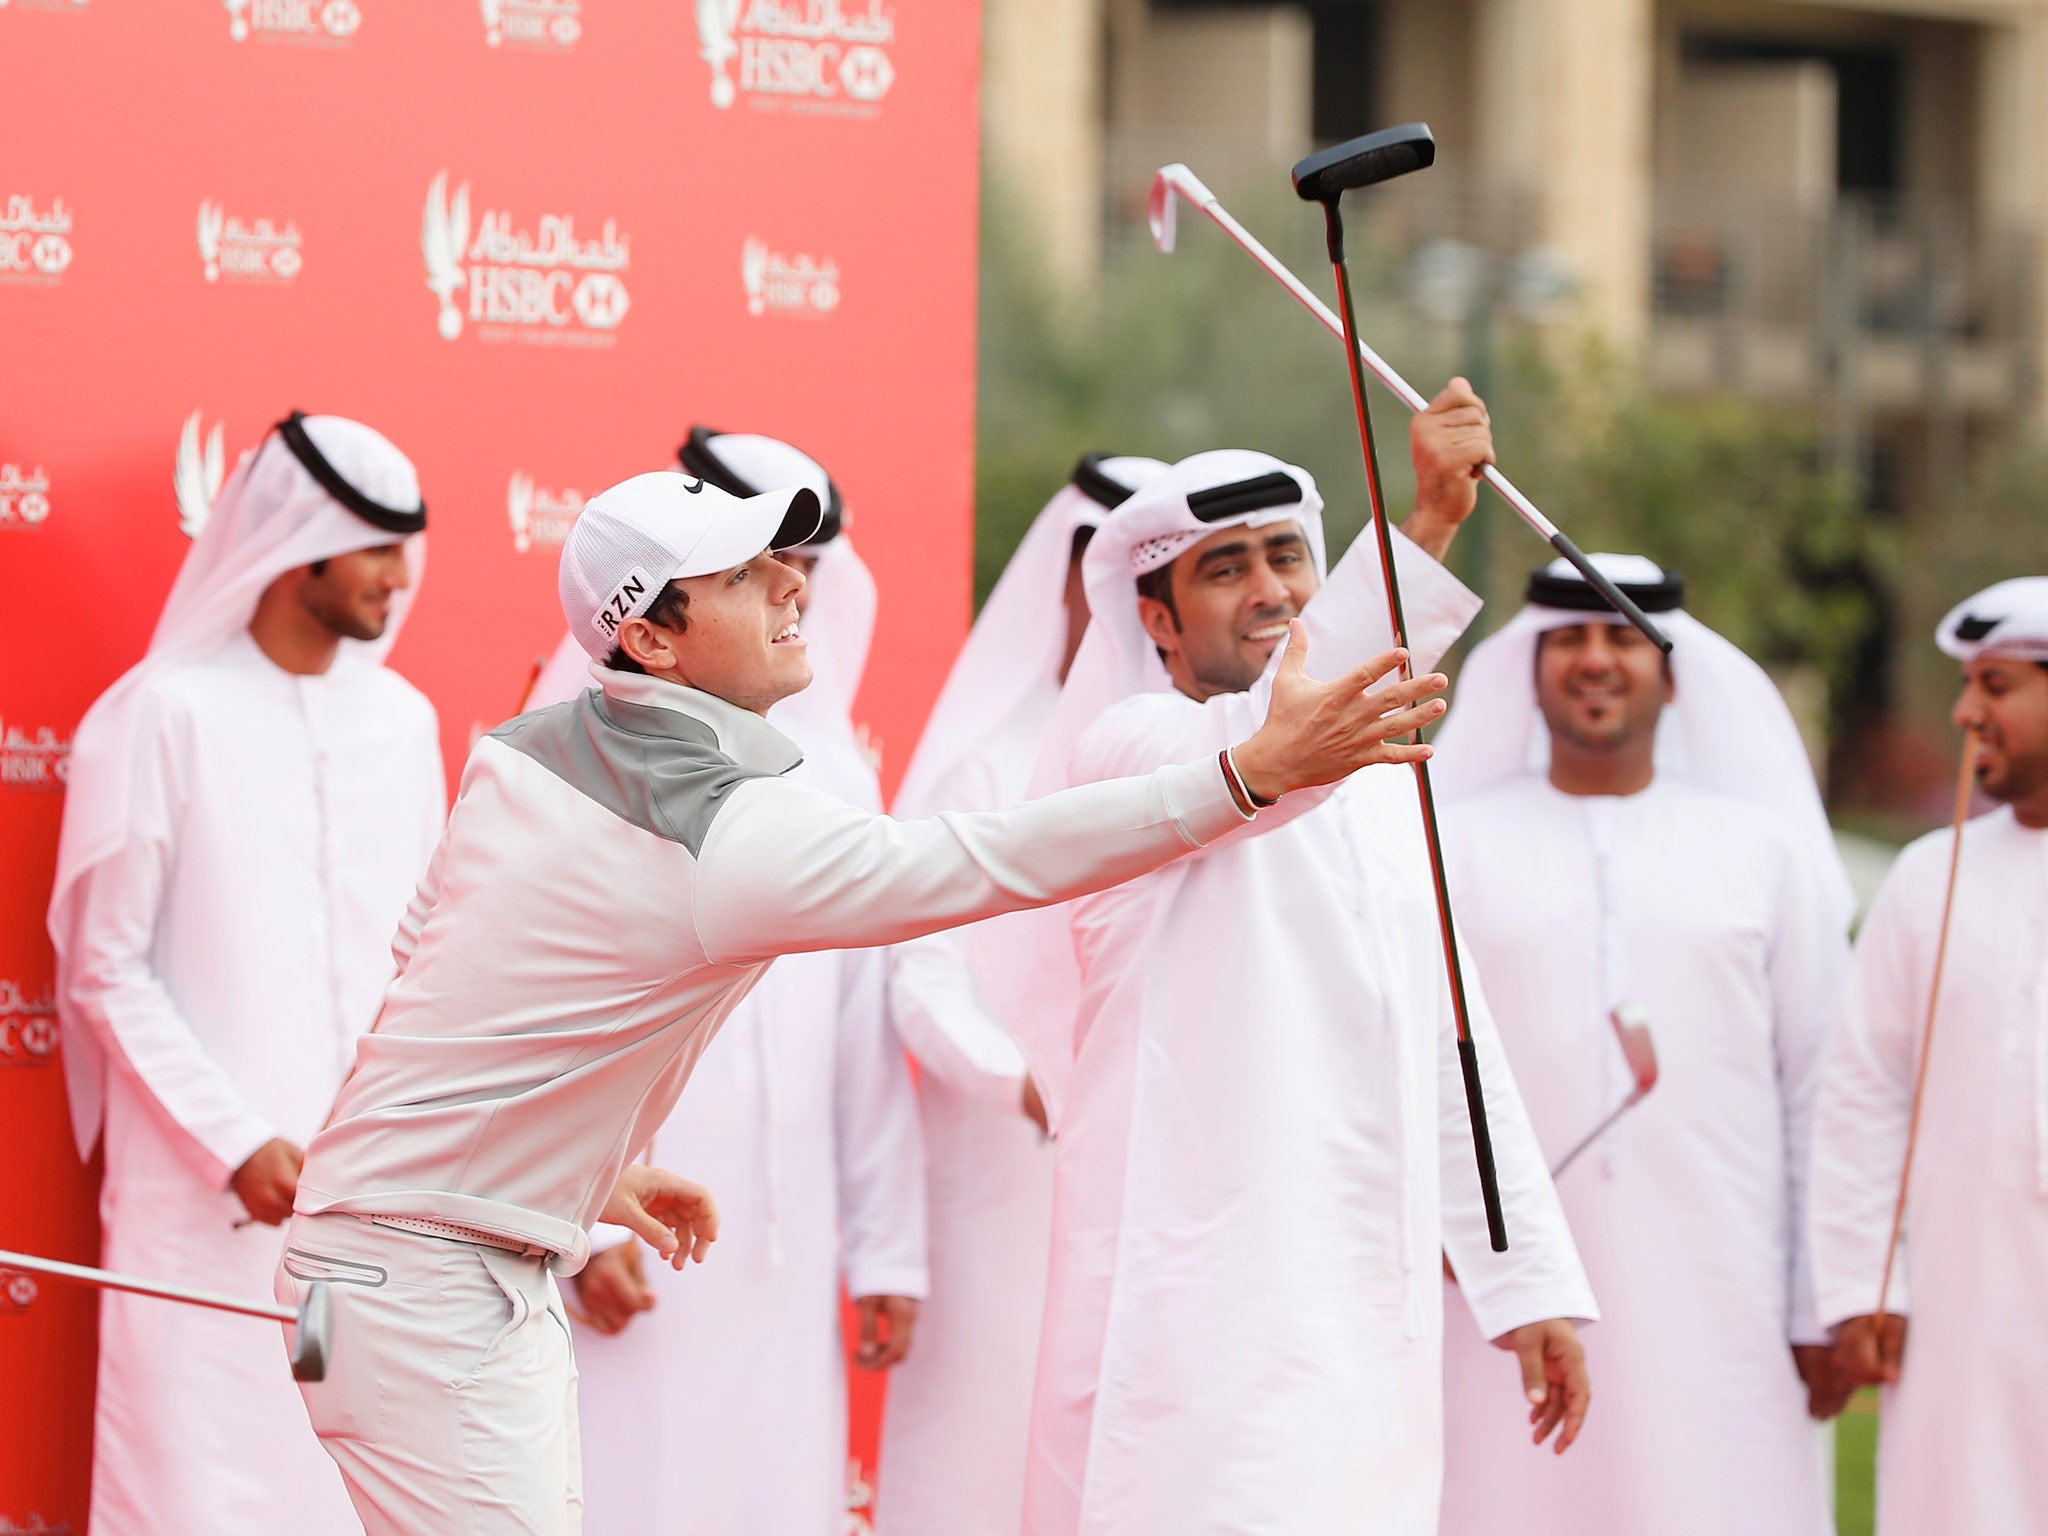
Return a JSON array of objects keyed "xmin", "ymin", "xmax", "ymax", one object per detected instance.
[{"xmin": 277, "ymin": 466, "xmax": 1448, "ymax": 1534}]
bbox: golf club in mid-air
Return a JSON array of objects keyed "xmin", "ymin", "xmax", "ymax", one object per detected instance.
[
  {"xmin": 1149, "ymin": 153, "xmax": 1673, "ymax": 655},
  {"xmin": 0, "ymin": 1246, "xmax": 332, "ymax": 1381},
  {"xmin": 1550, "ymin": 1004, "xmax": 1662, "ymax": 1179},
  {"xmin": 1291, "ymin": 124, "xmax": 1513, "ymax": 1248}
]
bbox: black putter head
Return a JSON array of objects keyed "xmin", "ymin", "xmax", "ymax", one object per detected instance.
[{"xmin": 1292, "ymin": 123, "xmax": 1435, "ymax": 203}]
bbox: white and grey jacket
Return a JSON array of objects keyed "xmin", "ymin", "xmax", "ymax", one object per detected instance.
[{"xmin": 294, "ymin": 668, "xmax": 1251, "ymax": 1270}]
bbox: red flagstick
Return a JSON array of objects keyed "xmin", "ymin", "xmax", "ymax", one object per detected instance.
[{"xmin": 1873, "ymin": 730, "xmax": 1978, "ymax": 1330}]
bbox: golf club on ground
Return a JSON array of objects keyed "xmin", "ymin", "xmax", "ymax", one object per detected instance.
[
  {"xmin": 1550, "ymin": 1004, "xmax": 1661, "ymax": 1179},
  {"xmin": 1293, "ymin": 123, "xmax": 1509, "ymax": 1249},
  {"xmin": 1150, "ymin": 155, "xmax": 1673, "ymax": 656},
  {"xmin": 0, "ymin": 1246, "xmax": 332, "ymax": 1381}
]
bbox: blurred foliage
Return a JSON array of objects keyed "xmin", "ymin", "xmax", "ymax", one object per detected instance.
[
  {"xmin": 1895, "ymin": 432, "xmax": 2048, "ymax": 705},
  {"xmin": 974, "ymin": 172, "xmax": 1892, "ymax": 719}
]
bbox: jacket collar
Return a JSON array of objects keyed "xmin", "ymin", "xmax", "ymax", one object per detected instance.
[{"xmin": 594, "ymin": 666, "xmax": 804, "ymax": 775}]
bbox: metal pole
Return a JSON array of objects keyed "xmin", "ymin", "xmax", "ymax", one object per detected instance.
[{"xmin": 1319, "ymin": 199, "xmax": 1508, "ymax": 1252}]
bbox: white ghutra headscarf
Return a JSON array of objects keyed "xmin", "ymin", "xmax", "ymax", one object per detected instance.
[
  {"xmin": 50, "ymin": 414, "xmax": 427, "ymax": 1156},
  {"xmin": 1430, "ymin": 551, "xmax": 1855, "ymax": 927},
  {"xmin": 892, "ymin": 454, "xmax": 1168, "ymax": 818}
]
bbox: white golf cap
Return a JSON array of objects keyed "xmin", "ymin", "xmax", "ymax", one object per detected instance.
[{"xmin": 560, "ymin": 469, "xmax": 822, "ymax": 658}]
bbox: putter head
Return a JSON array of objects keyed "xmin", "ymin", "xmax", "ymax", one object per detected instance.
[
  {"xmin": 1292, "ymin": 123, "xmax": 1435, "ymax": 203},
  {"xmin": 1148, "ymin": 164, "xmax": 1209, "ymax": 254},
  {"xmin": 290, "ymin": 1280, "xmax": 332, "ymax": 1383},
  {"xmin": 1609, "ymin": 1003, "xmax": 1659, "ymax": 1099}
]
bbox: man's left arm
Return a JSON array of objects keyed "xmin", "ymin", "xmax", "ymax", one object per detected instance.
[{"xmin": 833, "ymin": 946, "xmax": 929, "ymax": 1370}]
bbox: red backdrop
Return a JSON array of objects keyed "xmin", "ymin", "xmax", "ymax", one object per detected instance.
[{"xmin": 0, "ymin": 2, "xmax": 981, "ymax": 1527}]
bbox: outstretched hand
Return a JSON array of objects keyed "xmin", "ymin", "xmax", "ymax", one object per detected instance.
[
  {"xmin": 600, "ymin": 1165, "xmax": 720, "ymax": 1270},
  {"xmin": 1502, "ymin": 1318, "xmax": 1590, "ymax": 1455},
  {"xmin": 1231, "ymin": 624, "xmax": 1447, "ymax": 801}
]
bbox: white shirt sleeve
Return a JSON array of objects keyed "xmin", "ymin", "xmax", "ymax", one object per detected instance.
[
  {"xmin": 1808, "ymin": 850, "xmax": 1927, "ymax": 1329},
  {"xmin": 887, "ymin": 925, "xmax": 1033, "ymax": 1110},
  {"xmin": 1439, "ymin": 941, "xmax": 1600, "ymax": 1341},
  {"xmin": 885, "ymin": 752, "xmax": 1037, "ymax": 1110},
  {"xmin": 1765, "ymin": 834, "xmax": 1854, "ymax": 1345},
  {"xmin": 52, "ymin": 693, "xmax": 275, "ymax": 1188},
  {"xmin": 833, "ymin": 946, "xmax": 930, "ymax": 1301},
  {"xmin": 692, "ymin": 755, "xmax": 1249, "ymax": 966}
]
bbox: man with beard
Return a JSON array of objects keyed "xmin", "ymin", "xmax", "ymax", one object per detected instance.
[
  {"xmin": 1431, "ymin": 554, "xmax": 1854, "ymax": 1536},
  {"xmin": 1809, "ymin": 577, "xmax": 2048, "ymax": 1535},
  {"xmin": 994, "ymin": 385, "xmax": 1596, "ymax": 1536},
  {"xmin": 49, "ymin": 414, "xmax": 446, "ymax": 1536}
]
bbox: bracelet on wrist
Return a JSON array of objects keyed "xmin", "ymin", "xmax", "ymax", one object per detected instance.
[{"xmin": 1220, "ymin": 746, "xmax": 1277, "ymax": 812}]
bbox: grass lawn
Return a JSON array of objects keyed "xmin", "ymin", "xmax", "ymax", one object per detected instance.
[{"xmin": 1836, "ymin": 1389, "xmax": 1880, "ymax": 1535}]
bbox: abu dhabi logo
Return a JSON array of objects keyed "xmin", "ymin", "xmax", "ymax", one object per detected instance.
[
  {"xmin": 0, "ymin": 195, "xmax": 72, "ymax": 284},
  {"xmin": 508, "ymin": 472, "xmax": 582, "ymax": 553},
  {"xmin": 742, "ymin": 237, "xmax": 839, "ymax": 318},
  {"xmin": 197, "ymin": 200, "xmax": 303, "ymax": 284},
  {"xmin": 0, "ymin": 464, "xmax": 50, "ymax": 529},
  {"xmin": 480, "ymin": 0, "xmax": 580, "ymax": 48},
  {"xmin": 0, "ymin": 719, "xmax": 70, "ymax": 792},
  {"xmin": 175, "ymin": 412, "xmax": 227, "ymax": 539},
  {"xmin": 697, "ymin": 0, "xmax": 895, "ymax": 116},
  {"xmin": 225, "ymin": 0, "xmax": 360, "ymax": 43},
  {"xmin": 423, "ymin": 172, "xmax": 631, "ymax": 346},
  {"xmin": 0, "ymin": 979, "xmax": 58, "ymax": 1068}
]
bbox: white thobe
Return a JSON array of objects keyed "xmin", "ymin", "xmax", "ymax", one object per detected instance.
[
  {"xmin": 878, "ymin": 683, "xmax": 1060, "ymax": 1536},
  {"xmin": 51, "ymin": 633, "xmax": 443, "ymax": 1536},
  {"xmin": 1437, "ymin": 775, "xmax": 1846, "ymax": 1536},
  {"xmin": 573, "ymin": 727, "xmax": 928, "ymax": 1536},
  {"xmin": 1808, "ymin": 805, "xmax": 2048, "ymax": 1536},
  {"xmin": 1023, "ymin": 547, "xmax": 1594, "ymax": 1536}
]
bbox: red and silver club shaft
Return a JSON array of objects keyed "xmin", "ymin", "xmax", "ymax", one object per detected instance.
[{"xmin": 1151, "ymin": 162, "xmax": 1672, "ymax": 655}]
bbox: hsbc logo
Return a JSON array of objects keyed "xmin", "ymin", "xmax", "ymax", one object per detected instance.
[
  {"xmin": 697, "ymin": 0, "xmax": 896, "ymax": 117},
  {"xmin": 424, "ymin": 172, "xmax": 632, "ymax": 346},
  {"xmin": 197, "ymin": 200, "xmax": 303, "ymax": 284},
  {"xmin": 0, "ymin": 464, "xmax": 50, "ymax": 530},
  {"xmin": 0, "ymin": 1270, "xmax": 41, "ymax": 1315},
  {"xmin": 226, "ymin": 0, "xmax": 360, "ymax": 43},
  {"xmin": 742, "ymin": 237, "xmax": 839, "ymax": 319},
  {"xmin": 480, "ymin": 0, "xmax": 580, "ymax": 49},
  {"xmin": 0, "ymin": 979, "xmax": 58, "ymax": 1068},
  {"xmin": 0, "ymin": 195, "xmax": 72, "ymax": 284},
  {"xmin": 507, "ymin": 472, "xmax": 582, "ymax": 553},
  {"xmin": 0, "ymin": 718, "xmax": 70, "ymax": 792}
]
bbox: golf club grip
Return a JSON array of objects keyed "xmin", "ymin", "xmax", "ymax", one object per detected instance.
[
  {"xmin": 1457, "ymin": 1038, "xmax": 1510, "ymax": 1251},
  {"xmin": 1547, "ymin": 533, "xmax": 1674, "ymax": 654}
]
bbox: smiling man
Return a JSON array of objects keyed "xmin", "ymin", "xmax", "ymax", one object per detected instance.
[
  {"xmin": 275, "ymin": 466, "xmax": 1453, "ymax": 1535},
  {"xmin": 1808, "ymin": 577, "xmax": 2048, "ymax": 1536},
  {"xmin": 995, "ymin": 388, "xmax": 1597, "ymax": 1536},
  {"xmin": 1430, "ymin": 554, "xmax": 1855, "ymax": 1536}
]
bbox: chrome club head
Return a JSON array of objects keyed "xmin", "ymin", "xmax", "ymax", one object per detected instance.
[{"xmin": 290, "ymin": 1281, "xmax": 333, "ymax": 1382}]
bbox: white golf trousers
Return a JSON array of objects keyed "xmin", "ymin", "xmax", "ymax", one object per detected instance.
[{"xmin": 276, "ymin": 1212, "xmax": 583, "ymax": 1535}]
